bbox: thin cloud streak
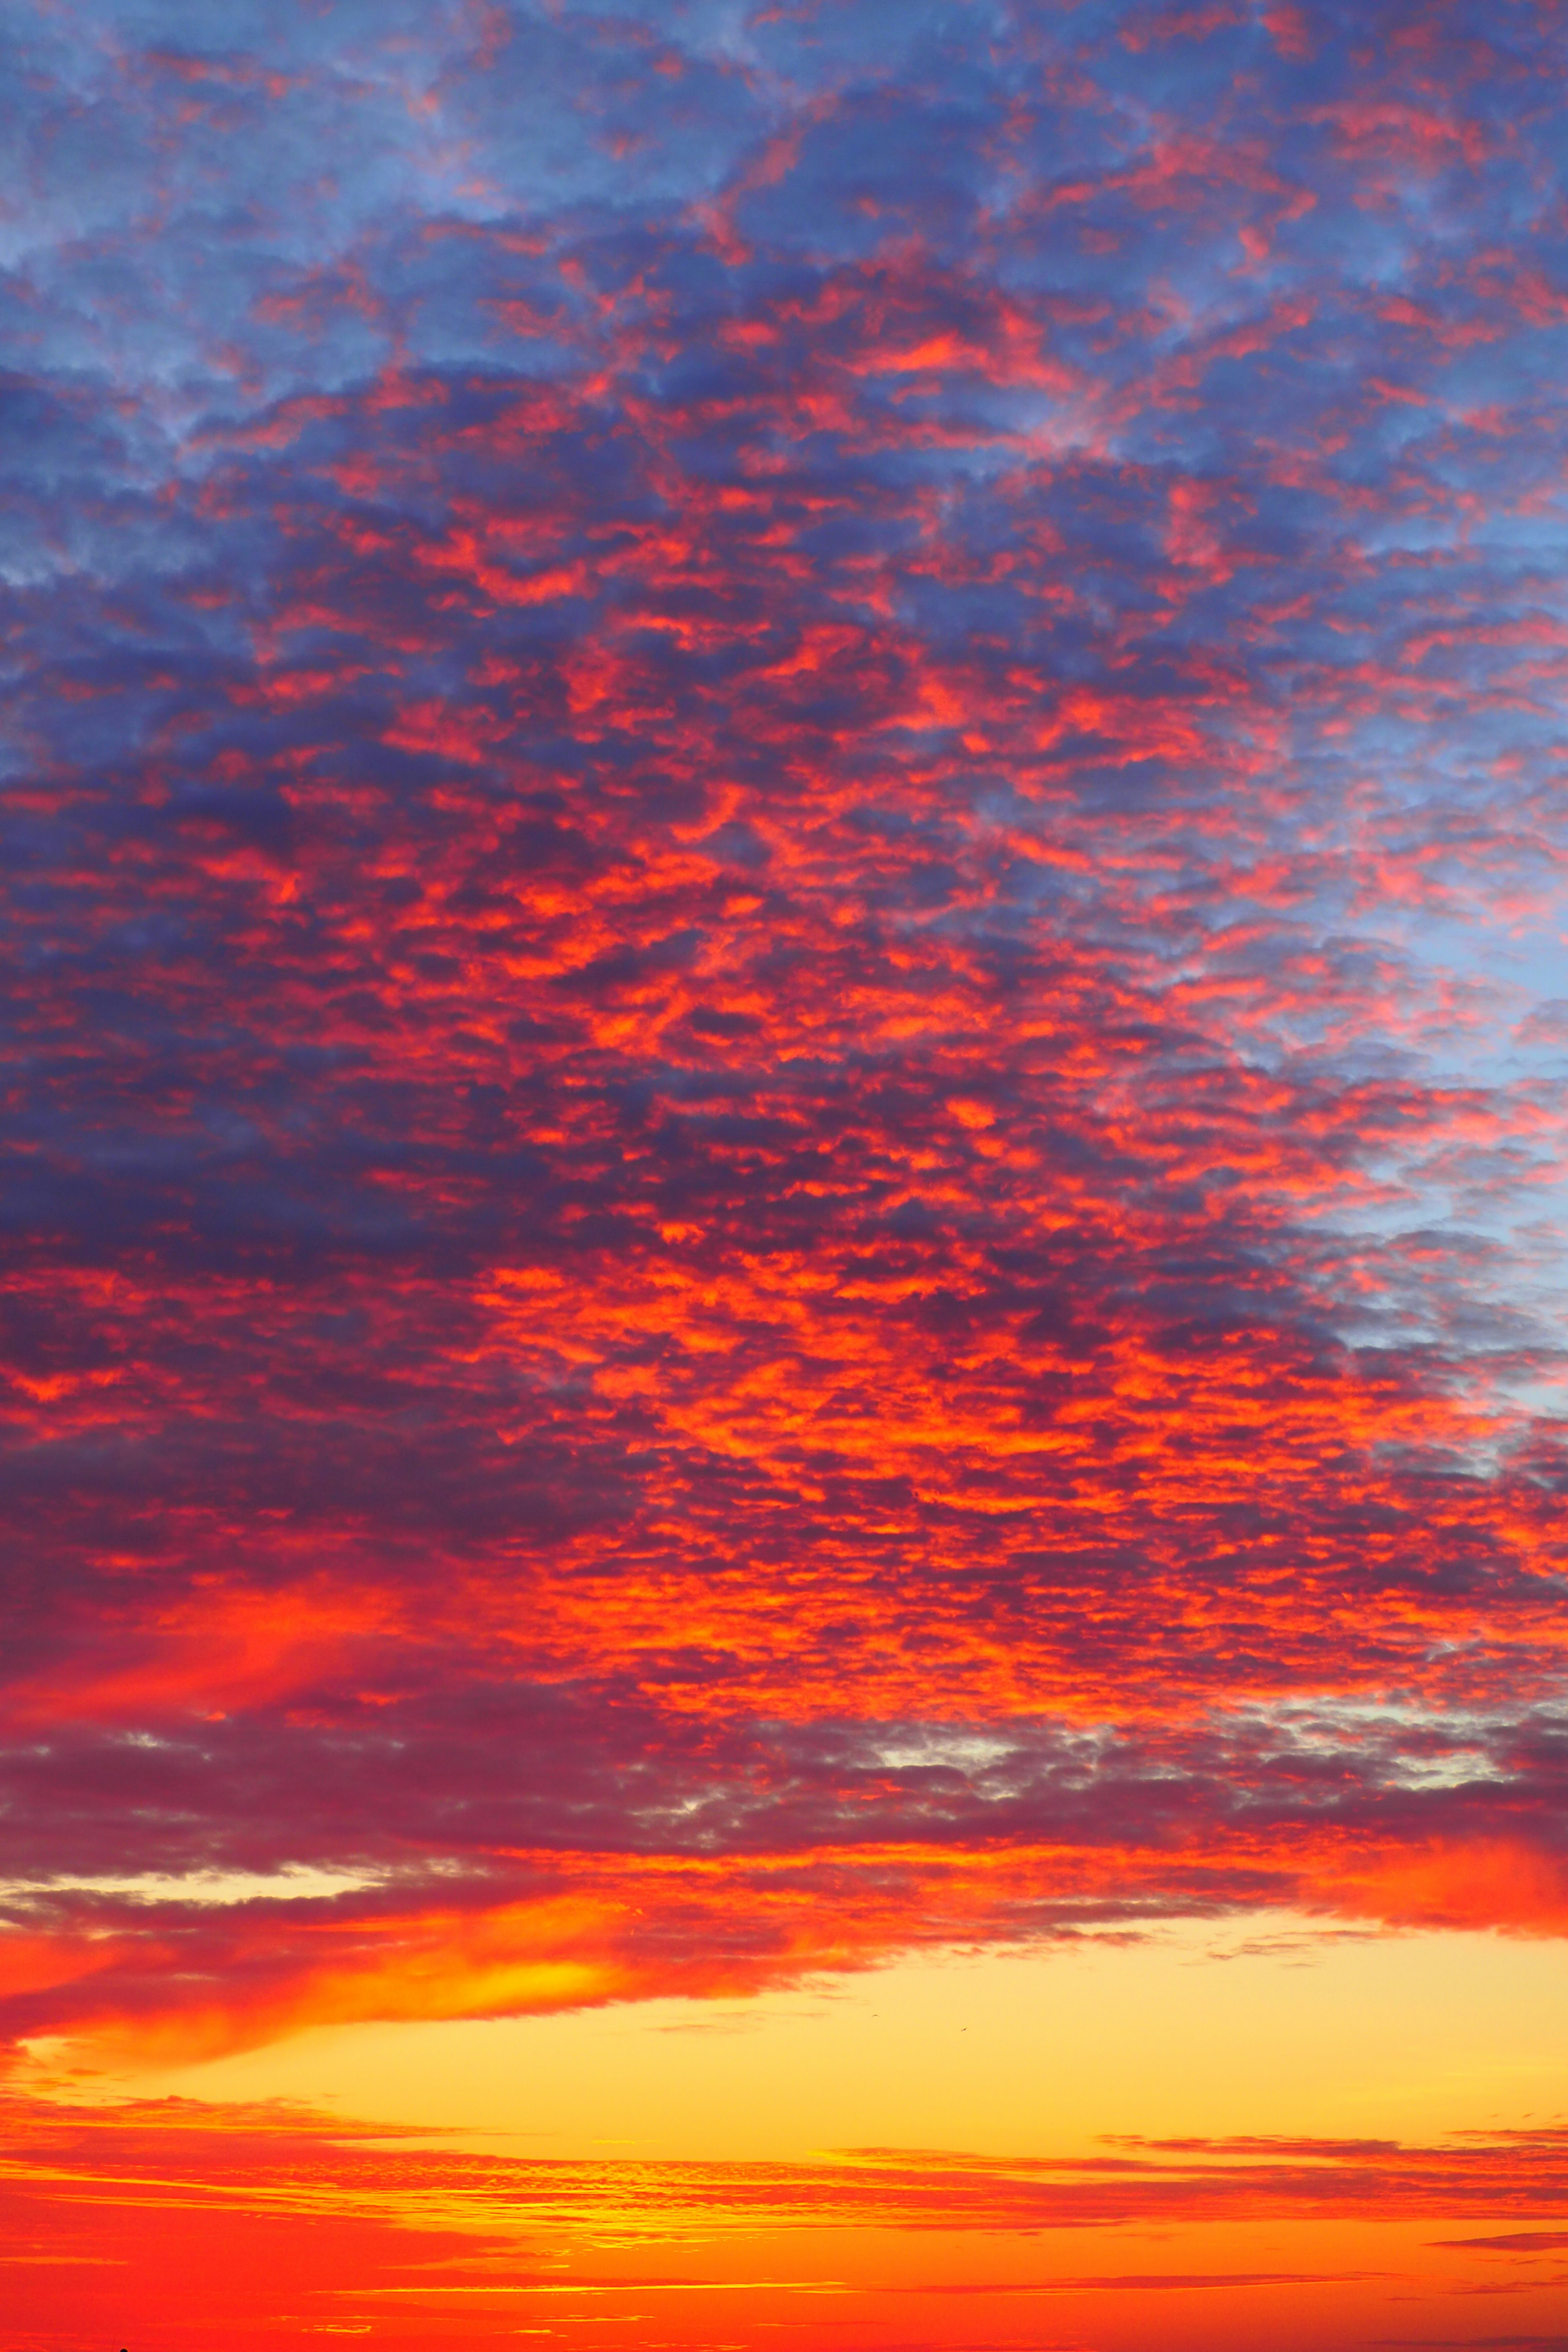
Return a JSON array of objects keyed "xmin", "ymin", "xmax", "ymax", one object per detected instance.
[{"xmin": 5, "ymin": 2094, "xmax": 1568, "ymax": 2348}]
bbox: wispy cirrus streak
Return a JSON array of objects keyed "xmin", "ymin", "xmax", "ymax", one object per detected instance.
[
  {"xmin": 7, "ymin": 2096, "xmax": 1568, "ymax": 2349},
  {"xmin": 5, "ymin": 0, "xmax": 1568, "ymax": 2337}
]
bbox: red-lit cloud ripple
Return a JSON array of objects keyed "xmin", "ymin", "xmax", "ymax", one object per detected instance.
[{"xmin": 4, "ymin": 0, "xmax": 1568, "ymax": 2058}]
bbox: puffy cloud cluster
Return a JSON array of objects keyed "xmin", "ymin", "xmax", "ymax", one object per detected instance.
[{"xmin": 4, "ymin": 0, "xmax": 1568, "ymax": 2064}]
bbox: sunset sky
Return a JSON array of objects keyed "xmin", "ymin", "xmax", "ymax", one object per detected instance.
[{"xmin": 5, "ymin": 2, "xmax": 1568, "ymax": 2346}]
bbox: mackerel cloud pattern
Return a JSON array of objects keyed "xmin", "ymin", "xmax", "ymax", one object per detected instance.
[{"xmin": 5, "ymin": 0, "xmax": 1568, "ymax": 2056}]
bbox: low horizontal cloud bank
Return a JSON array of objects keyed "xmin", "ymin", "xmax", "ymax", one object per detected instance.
[
  {"xmin": 5, "ymin": 0, "xmax": 1568, "ymax": 2056},
  {"xmin": 8, "ymin": 2094, "xmax": 1568, "ymax": 2347},
  {"xmin": 9, "ymin": 2091, "xmax": 1568, "ymax": 2230},
  {"xmin": 2, "ymin": 1714, "xmax": 1567, "ymax": 2060}
]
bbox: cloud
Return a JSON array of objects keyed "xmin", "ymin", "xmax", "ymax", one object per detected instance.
[
  {"xmin": 5, "ymin": 2076, "xmax": 1568, "ymax": 2352},
  {"xmin": 9, "ymin": 2091, "xmax": 1568, "ymax": 2233},
  {"xmin": 4, "ymin": 0, "xmax": 1568, "ymax": 2077}
]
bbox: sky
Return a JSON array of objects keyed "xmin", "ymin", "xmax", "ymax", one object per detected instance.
[{"xmin": 4, "ymin": 0, "xmax": 1568, "ymax": 2345}]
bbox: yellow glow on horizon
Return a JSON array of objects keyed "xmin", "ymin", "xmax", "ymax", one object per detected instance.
[{"xmin": 91, "ymin": 1911, "xmax": 1568, "ymax": 2161}]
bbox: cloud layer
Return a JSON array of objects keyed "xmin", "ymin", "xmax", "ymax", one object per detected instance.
[
  {"xmin": 4, "ymin": 0, "xmax": 1568, "ymax": 2065},
  {"xmin": 7, "ymin": 2095, "xmax": 1568, "ymax": 2350}
]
